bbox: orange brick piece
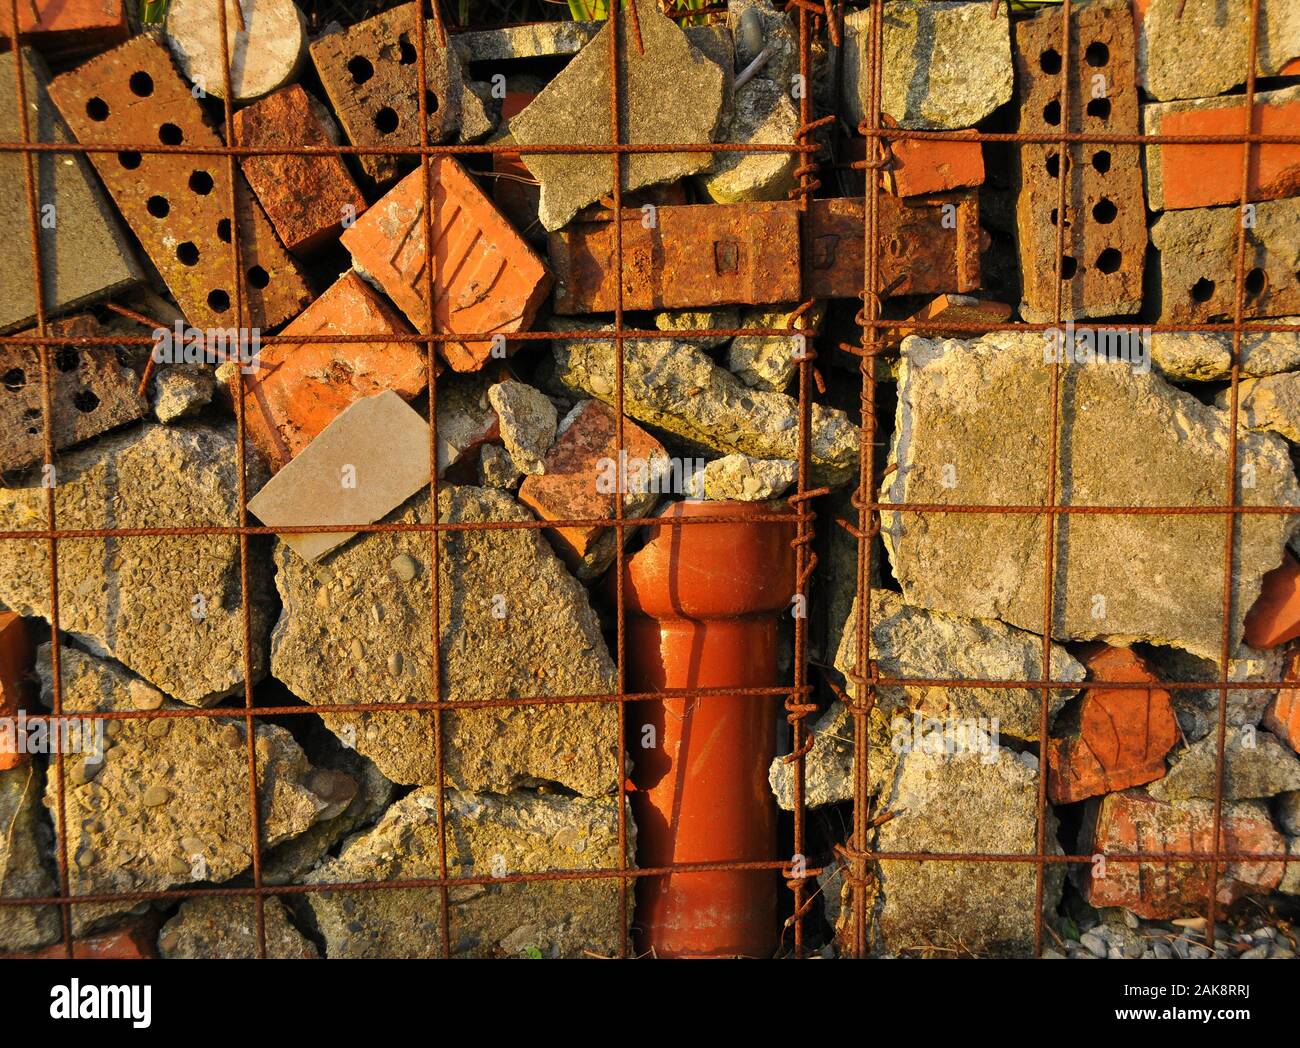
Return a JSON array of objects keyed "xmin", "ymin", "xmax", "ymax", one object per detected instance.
[
  {"xmin": 2, "ymin": 924, "xmax": 157, "ymax": 959},
  {"xmin": 47, "ymin": 35, "xmax": 311, "ymax": 329},
  {"xmin": 1046, "ymin": 644, "xmax": 1179, "ymax": 804},
  {"xmin": 233, "ymin": 85, "xmax": 368, "ymax": 256},
  {"xmin": 340, "ymin": 155, "xmax": 552, "ymax": 372},
  {"xmin": 235, "ymin": 271, "xmax": 426, "ymax": 472},
  {"xmin": 0, "ymin": 612, "xmax": 31, "ymax": 772},
  {"xmin": 1263, "ymin": 648, "xmax": 1300, "ymax": 753},
  {"xmin": 1244, "ymin": 552, "xmax": 1300, "ymax": 650},
  {"xmin": 886, "ymin": 136, "xmax": 984, "ymax": 198},
  {"xmin": 0, "ymin": 0, "xmax": 128, "ymax": 59}
]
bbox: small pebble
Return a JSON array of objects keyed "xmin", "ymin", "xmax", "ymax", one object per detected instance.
[
  {"xmin": 143, "ymin": 784, "xmax": 172, "ymax": 807},
  {"xmin": 166, "ymin": 854, "xmax": 190, "ymax": 877},
  {"xmin": 388, "ymin": 651, "xmax": 404, "ymax": 676},
  {"xmin": 1153, "ymin": 941, "xmax": 1173, "ymax": 959},
  {"xmin": 69, "ymin": 758, "xmax": 103, "ymax": 786},
  {"xmin": 1081, "ymin": 931, "xmax": 1108, "ymax": 958},
  {"xmin": 147, "ymin": 718, "xmax": 171, "ymax": 739},
  {"xmin": 1240, "ymin": 944, "xmax": 1270, "ymax": 959},
  {"xmin": 391, "ymin": 554, "xmax": 418, "ymax": 582}
]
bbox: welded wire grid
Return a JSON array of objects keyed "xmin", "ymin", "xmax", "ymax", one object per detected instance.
[{"xmin": 0, "ymin": 0, "xmax": 1296, "ymax": 959}]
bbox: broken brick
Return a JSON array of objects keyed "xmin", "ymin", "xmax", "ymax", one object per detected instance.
[
  {"xmin": 1244, "ymin": 552, "xmax": 1300, "ymax": 650},
  {"xmin": 340, "ymin": 156, "xmax": 552, "ymax": 372},
  {"xmin": 1, "ymin": 923, "xmax": 157, "ymax": 959},
  {"xmin": 1144, "ymin": 87, "xmax": 1300, "ymax": 211},
  {"xmin": 492, "ymin": 92, "xmax": 540, "ymax": 242},
  {"xmin": 0, "ymin": 314, "xmax": 149, "ymax": 473},
  {"xmin": 0, "ymin": 613, "xmax": 31, "ymax": 772},
  {"xmin": 1082, "ymin": 789, "xmax": 1285, "ymax": 919},
  {"xmin": 1262, "ymin": 648, "xmax": 1300, "ymax": 753},
  {"xmin": 0, "ymin": 0, "xmax": 128, "ymax": 61},
  {"xmin": 1012, "ymin": 0, "xmax": 1147, "ymax": 322},
  {"xmin": 309, "ymin": 0, "xmax": 459, "ymax": 185},
  {"xmin": 47, "ymin": 35, "xmax": 311, "ymax": 330},
  {"xmin": 872, "ymin": 134, "xmax": 985, "ymax": 199},
  {"xmin": 518, "ymin": 400, "xmax": 667, "ymax": 580},
  {"xmin": 1046, "ymin": 645, "xmax": 1179, "ymax": 804},
  {"xmin": 233, "ymin": 85, "xmax": 368, "ymax": 255},
  {"xmin": 886, "ymin": 293, "xmax": 1012, "ymax": 347},
  {"xmin": 234, "ymin": 271, "xmax": 426, "ymax": 473}
]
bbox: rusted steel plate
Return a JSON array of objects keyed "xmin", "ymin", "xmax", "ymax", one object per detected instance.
[
  {"xmin": 47, "ymin": 35, "xmax": 311, "ymax": 330},
  {"xmin": 549, "ymin": 201, "xmax": 800, "ymax": 314}
]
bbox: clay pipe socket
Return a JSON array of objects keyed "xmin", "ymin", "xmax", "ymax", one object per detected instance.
[{"xmin": 620, "ymin": 499, "xmax": 796, "ymax": 958}]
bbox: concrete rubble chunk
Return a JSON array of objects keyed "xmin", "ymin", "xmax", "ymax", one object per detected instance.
[
  {"xmin": 728, "ymin": 302, "xmax": 825, "ymax": 392},
  {"xmin": 550, "ymin": 322, "xmax": 861, "ymax": 486},
  {"xmin": 509, "ymin": 0, "xmax": 726, "ymax": 232},
  {"xmin": 0, "ymin": 49, "xmax": 140, "ymax": 334},
  {"xmin": 158, "ymin": 896, "xmax": 318, "ymax": 959},
  {"xmin": 654, "ymin": 308, "xmax": 739, "ymax": 350},
  {"xmin": 487, "ymin": 379, "xmax": 557, "ymax": 476},
  {"xmin": 435, "ymin": 372, "xmax": 499, "ymax": 477},
  {"xmin": 248, "ymin": 391, "xmax": 432, "ymax": 564},
  {"xmin": 0, "ymin": 315, "xmax": 148, "ymax": 472},
  {"xmin": 0, "ymin": 765, "xmax": 60, "ymax": 951},
  {"xmin": 478, "ymin": 443, "xmax": 523, "ymax": 490},
  {"xmin": 1218, "ymin": 373, "xmax": 1300, "ymax": 445},
  {"xmin": 768, "ymin": 700, "xmax": 897, "ymax": 812},
  {"xmin": 1149, "ymin": 731, "xmax": 1300, "ymax": 802},
  {"xmin": 165, "ymin": 0, "xmax": 307, "ymax": 101},
  {"xmin": 271, "ymin": 486, "xmax": 620, "ymax": 796},
  {"xmin": 152, "ymin": 364, "xmax": 215, "ymax": 425},
  {"xmin": 1137, "ymin": 0, "xmax": 1300, "ymax": 103},
  {"xmin": 451, "ymin": 20, "xmax": 600, "ymax": 63},
  {"xmin": 842, "ymin": 2, "xmax": 1013, "ymax": 130},
  {"xmin": 0, "ymin": 423, "xmax": 273, "ymax": 707},
  {"xmin": 1150, "ymin": 643, "xmax": 1287, "ymax": 741},
  {"xmin": 874, "ymin": 732, "xmax": 1062, "ymax": 957},
  {"xmin": 701, "ymin": 454, "xmax": 795, "ymax": 502},
  {"xmin": 38, "ymin": 643, "xmax": 336, "ymax": 936},
  {"xmin": 881, "ymin": 333, "xmax": 1300, "ymax": 661},
  {"xmin": 303, "ymin": 787, "xmax": 632, "ymax": 958},
  {"xmin": 1150, "ymin": 323, "xmax": 1300, "ymax": 382},
  {"xmin": 699, "ymin": 78, "xmax": 799, "ymax": 205}
]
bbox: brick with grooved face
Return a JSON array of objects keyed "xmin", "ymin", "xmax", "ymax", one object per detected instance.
[
  {"xmin": 232, "ymin": 85, "xmax": 368, "ymax": 255},
  {"xmin": 47, "ymin": 35, "xmax": 311, "ymax": 330},
  {"xmin": 341, "ymin": 155, "xmax": 552, "ymax": 372}
]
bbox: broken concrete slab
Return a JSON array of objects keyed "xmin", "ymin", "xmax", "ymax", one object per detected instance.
[
  {"xmin": 768, "ymin": 699, "xmax": 897, "ymax": 812},
  {"xmin": 158, "ymin": 895, "xmax": 318, "ymax": 959},
  {"xmin": 0, "ymin": 423, "xmax": 273, "ymax": 707},
  {"xmin": 39, "ymin": 643, "xmax": 336, "ymax": 936},
  {"xmin": 509, "ymin": 0, "xmax": 726, "ymax": 231},
  {"xmin": 728, "ymin": 302, "xmax": 825, "ymax": 392},
  {"xmin": 1150, "ymin": 322, "xmax": 1300, "ymax": 382},
  {"xmin": 303, "ymin": 786, "xmax": 632, "ymax": 958},
  {"xmin": 487, "ymin": 379, "xmax": 557, "ymax": 476},
  {"xmin": 701, "ymin": 454, "xmax": 795, "ymax": 502},
  {"xmin": 1137, "ymin": 0, "xmax": 1300, "ymax": 102},
  {"xmin": 699, "ymin": 78, "xmax": 799, "ymax": 205},
  {"xmin": 1218, "ymin": 372, "xmax": 1300, "ymax": 445},
  {"xmin": 881, "ymin": 332, "xmax": 1300, "ymax": 661},
  {"xmin": 550, "ymin": 323, "xmax": 861, "ymax": 486},
  {"xmin": 0, "ymin": 314, "xmax": 148, "ymax": 473},
  {"xmin": 1152, "ymin": 199, "xmax": 1300, "ymax": 325},
  {"xmin": 165, "ymin": 0, "xmax": 306, "ymax": 102},
  {"xmin": 271, "ymin": 485, "xmax": 620, "ymax": 796},
  {"xmin": 451, "ymin": 20, "xmax": 600, "ymax": 63},
  {"xmin": 0, "ymin": 764, "xmax": 59, "ymax": 952},
  {"xmin": 247, "ymin": 390, "xmax": 432, "ymax": 563},
  {"xmin": 0, "ymin": 49, "xmax": 140, "ymax": 334},
  {"xmin": 1149, "ymin": 642, "xmax": 1288, "ymax": 742},
  {"xmin": 842, "ymin": 2, "xmax": 1013, "ymax": 130},
  {"xmin": 1149, "ymin": 730, "xmax": 1300, "ymax": 802}
]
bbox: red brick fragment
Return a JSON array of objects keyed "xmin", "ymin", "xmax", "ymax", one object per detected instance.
[
  {"xmin": 1244, "ymin": 552, "xmax": 1300, "ymax": 650},
  {"xmin": 0, "ymin": 612, "xmax": 31, "ymax": 772},
  {"xmin": 234, "ymin": 271, "xmax": 426, "ymax": 473},
  {"xmin": 233, "ymin": 85, "xmax": 368, "ymax": 256},
  {"xmin": 1082, "ymin": 789, "xmax": 1285, "ymax": 919},
  {"xmin": 1262, "ymin": 648, "xmax": 1300, "ymax": 753},
  {"xmin": 1, "ymin": 923, "xmax": 157, "ymax": 959},
  {"xmin": 869, "ymin": 134, "xmax": 984, "ymax": 198},
  {"xmin": 340, "ymin": 155, "xmax": 552, "ymax": 372},
  {"xmin": 0, "ymin": 0, "xmax": 128, "ymax": 59},
  {"xmin": 1047, "ymin": 645, "xmax": 1179, "ymax": 804}
]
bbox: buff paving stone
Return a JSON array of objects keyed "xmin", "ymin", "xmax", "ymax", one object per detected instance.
[{"xmin": 164, "ymin": 0, "xmax": 307, "ymax": 102}]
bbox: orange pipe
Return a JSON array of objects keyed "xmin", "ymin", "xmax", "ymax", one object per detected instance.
[{"xmin": 621, "ymin": 500, "xmax": 796, "ymax": 958}]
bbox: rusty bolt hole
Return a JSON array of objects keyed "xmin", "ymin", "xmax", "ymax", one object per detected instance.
[
  {"xmin": 1045, "ymin": 152, "xmax": 1072, "ymax": 178},
  {"xmin": 1095, "ymin": 247, "xmax": 1122, "ymax": 274},
  {"xmin": 118, "ymin": 150, "xmax": 141, "ymax": 169},
  {"xmin": 2, "ymin": 367, "xmax": 25, "ymax": 392},
  {"xmin": 129, "ymin": 71, "xmax": 154, "ymax": 97},
  {"xmin": 374, "ymin": 107, "xmax": 399, "ymax": 134},
  {"xmin": 85, "ymin": 97, "xmax": 109, "ymax": 121},
  {"xmin": 248, "ymin": 265, "xmax": 270, "ymax": 289},
  {"xmin": 1085, "ymin": 41, "xmax": 1109, "ymax": 67},
  {"xmin": 1043, "ymin": 99, "xmax": 1061, "ymax": 126},
  {"xmin": 54, "ymin": 346, "xmax": 79, "ymax": 372},
  {"xmin": 159, "ymin": 122, "xmax": 184, "ymax": 146},
  {"xmin": 1049, "ymin": 208, "xmax": 1071, "ymax": 228},
  {"xmin": 348, "ymin": 56, "xmax": 374, "ymax": 84},
  {"xmin": 216, "ymin": 218, "xmax": 232, "ymax": 243},
  {"xmin": 1092, "ymin": 198, "xmax": 1117, "ymax": 224},
  {"xmin": 398, "ymin": 35, "xmax": 417, "ymax": 64},
  {"xmin": 146, "ymin": 195, "xmax": 169, "ymax": 218},
  {"xmin": 1059, "ymin": 255, "xmax": 1078, "ymax": 279},
  {"xmin": 1040, "ymin": 48, "xmax": 1061, "ymax": 74},
  {"xmin": 1191, "ymin": 277, "xmax": 1216, "ymax": 302}
]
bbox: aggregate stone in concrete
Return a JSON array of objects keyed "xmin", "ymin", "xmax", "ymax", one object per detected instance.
[
  {"xmin": 247, "ymin": 391, "xmax": 432, "ymax": 563},
  {"xmin": 1218, "ymin": 372, "xmax": 1300, "ymax": 445},
  {"xmin": 487, "ymin": 379, "xmax": 557, "ymax": 476},
  {"xmin": 303, "ymin": 786, "xmax": 632, "ymax": 958},
  {"xmin": 1149, "ymin": 730, "xmax": 1300, "ymax": 802},
  {"xmin": 0, "ymin": 49, "xmax": 140, "ymax": 334},
  {"xmin": 1149, "ymin": 322, "xmax": 1300, "ymax": 382},
  {"xmin": 164, "ymin": 0, "xmax": 307, "ymax": 102},
  {"xmin": 158, "ymin": 896, "xmax": 318, "ymax": 959},
  {"xmin": 38, "ymin": 643, "xmax": 336, "ymax": 936},
  {"xmin": 881, "ymin": 332, "xmax": 1300, "ymax": 661},
  {"xmin": 549, "ymin": 323, "xmax": 860, "ymax": 487},
  {"xmin": 1138, "ymin": 0, "xmax": 1300, "ymax": 102},
  {"xmin": 271, "ymin": 486, "xmax": 620, "ymax": 796},
  {"xmin": 653, "ymin": 307, "xmax": 739, "ymax": 350},
  {"xmin": 0, "ymin": 764, "xmax": 60, "ymax": 952},
  {"xmin": 842, "ymin": 2, "xmax": 1013, "ymax": 130},
  {"xmin": 509, "ymin": 0, "xmax": 726, "ymax": 231},
  {"xmin": 0, "ymin": 314, "xmax": 148, "ymax": 473},
  {"xmin": 0, "ymin": 423, "xmax": 273, "ymax": 707}
]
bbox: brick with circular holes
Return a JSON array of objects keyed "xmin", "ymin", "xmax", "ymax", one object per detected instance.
[{"xmin": 46, "ymin": 34, "xmax": 311, "ymax": 330}]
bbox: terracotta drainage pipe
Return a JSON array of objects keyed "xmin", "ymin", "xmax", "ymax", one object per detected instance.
[{"xmin": 620, "ymin": 499, "xmax": 796, "ymax": 958}]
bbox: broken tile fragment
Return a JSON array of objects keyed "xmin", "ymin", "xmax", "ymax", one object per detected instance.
[
  {"xmin": 509, "ymin": 0, "xmax": 726, "ymax": 231},
  {"xmin": 1, "ymin": 924, "xmax": 156, "ymax": 959},
  {"xmin": 487, "ymin": 379, "xmax": 557, "ymax": 476},
  {"xmin": 886, "ymin": 134, "xmax": 985, "ymax": 198},
  {"xmin": 341, "ymin": 156, "xmax": 552, "ymax": 372},
  {"xmin": 0, "ymin": 314, "xmax": 148, "ymax": 473},
  {"xmin": 1264, "ymin": 651, "xmax": 1300, "ymax": 753},
  {"xmin": 0, "ymin": 424, "xmax": 274, "ymax": 707},
  {"xmin": 158, "ymin": 896, "xmax": 318, "ymax": 959},
  {"xmin": 518, "ymin": 399, "xmax": 669, "ymax": 579},
  {"xmin": 1244, "ymin": 553, "xmax": 1300, "ymax": 650},
  {"xmin": 701, "ymin": 454, "xmax": 794, "ymax": 502},
  {"xmin": 0, "ymin": 49, "xmax": 140, "ymax": 333},
  {"xmin": 165, "ymin": 0, "xmax": 306, "ymax": 101},
  {"xmin": 881, "ymin": 333, "xmax": 1300, "ymax": 661},
  {"xmin": 233, "ymin": 85, "xmax": 368, "ymax": 255},
  {"xmin": 0, "ymin": 613, "xmax": 31, "ymax": 773},
  {"xmin": 271, "ymin": 486, "xmax": 620, "ymax": 795},
  {"xmin": 247, "ymin": 390, "xmax": 431, "ymax": 563},
  {"xmin": 235, "ymin": 271, "xmax": 425, "ymax": 473}
]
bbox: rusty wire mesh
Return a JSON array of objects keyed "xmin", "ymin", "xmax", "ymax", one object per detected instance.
[{"xmin": 0, "ymin": 0, "xmax": 1296, "ymax": 960}]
